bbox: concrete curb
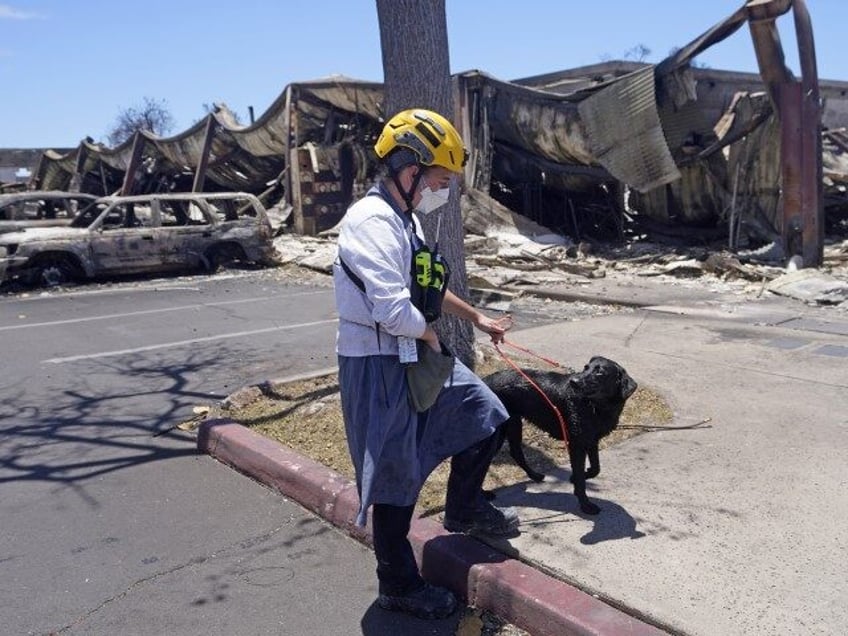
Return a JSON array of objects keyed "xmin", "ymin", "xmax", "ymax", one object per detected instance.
[
  {"xmin": 198, "ymin": 418, "xmax": 669, "ymax": 636},
  {"xmin": 502, "ymin": 284, "xmax": 653, "ymax": 308}
]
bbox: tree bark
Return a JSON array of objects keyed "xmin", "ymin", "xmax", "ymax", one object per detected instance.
[{"xmin": 375, "ymin": 0, "xmax": 475, "ymax": 368}]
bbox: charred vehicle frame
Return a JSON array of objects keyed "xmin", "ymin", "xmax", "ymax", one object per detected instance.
[{"xmin": 0, "ymin": 192, "xmax": 276, "ymax": 287}]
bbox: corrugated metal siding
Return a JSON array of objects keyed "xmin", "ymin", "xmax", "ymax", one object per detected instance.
[{"xmin": 577, "ymin": 67, "xmax": 681, "ymax": 192}]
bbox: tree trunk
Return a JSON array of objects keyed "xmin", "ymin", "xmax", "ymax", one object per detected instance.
[{"xmin": 375, "ymin": 0, "xmax": 475, "ymax": 369}]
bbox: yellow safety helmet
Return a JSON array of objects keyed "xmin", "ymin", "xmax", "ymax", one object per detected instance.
[{"xmin": 374, "ymin": 109, "xmax": 468, "ymax": 174}]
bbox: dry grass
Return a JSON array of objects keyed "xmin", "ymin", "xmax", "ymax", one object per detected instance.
[{"xmin": 207, "ymin": 346, "xmax": 673, "ymax": 517}]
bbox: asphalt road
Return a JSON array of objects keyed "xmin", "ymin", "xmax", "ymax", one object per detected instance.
[{"xmin": 0, "ymin": 270, "xmax": 502, "ymax": 636}]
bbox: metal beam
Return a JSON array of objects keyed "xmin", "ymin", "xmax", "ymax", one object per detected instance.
[
  {"xmin": 792, "ymin": 0, "xmax": 824, "ymax": 267},
  {"xmin": 746, "ymin": 0, "xmax": 823, "ymax": 266},
  {"xmin": 779, "ymin": 83, "xmax": 805, "ymax": 257},
  {"xmin": 192, "ymin": 115, "xmax": 217, "ymax": 193},
  {"xmin": 282, "ymin": 85, "xmax": 294, "ymax": 208},
  {"xmin": 120, "ymin": 132, "xmax": 146, "ymax": 196},
  {"xmin": 71, "ymin": 145, "xmax": 90, "ymax": 193},
  {"xmin": 747, "ymin": 0, "xmax": 794, "ymax": 94}
]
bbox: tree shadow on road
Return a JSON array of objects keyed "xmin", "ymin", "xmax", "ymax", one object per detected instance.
[{"xmin": 0, "ymin": 344, "xmax": 250, "ymax": 490}]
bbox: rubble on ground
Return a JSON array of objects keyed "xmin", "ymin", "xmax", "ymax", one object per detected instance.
[
  {"xmin": 766, "ymin": 268, "xmax": 848, "ymax": 304},
  {"xmin": 271, "ymin": 199, "xmax": 848, "ymax": 312}
]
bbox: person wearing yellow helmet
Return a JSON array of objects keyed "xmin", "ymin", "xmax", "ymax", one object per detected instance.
[
  {"xmin": 331, "ymin": 108, "xmax": 519, "ymax": 620},
  {"xmin": 374, "ymin": 108, "xmax": 468, "ymax": 171},
  {"xmin": 373, "ymin": 108, "xmax": 469, "ymax": 214}
]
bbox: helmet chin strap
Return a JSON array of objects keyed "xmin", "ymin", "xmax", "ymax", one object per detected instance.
[{"xmin": 390, "ymin": 167, "xmax": 423, "ymax": 214}]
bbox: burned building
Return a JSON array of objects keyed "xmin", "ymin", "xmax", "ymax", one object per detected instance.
[
  {"xmin": 22, "ymin": 2, "xmax": 848, "ymax": 265},
  {"xmin": 0, "ymin": 148, "xmax": 70, "ymax": 192},
  {"xmin": 29, "ymin": 78, "xmax": 385, "ymax": 236}
]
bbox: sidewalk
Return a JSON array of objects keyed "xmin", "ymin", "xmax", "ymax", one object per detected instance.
[{"xmin": 199, "ymin": 274, "xmax": 848, "ymax": 635}]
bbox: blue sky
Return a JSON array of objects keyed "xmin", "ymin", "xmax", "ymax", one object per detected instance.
[{"xmin": 2, "ymin": 0, "xmax": 846, "ymax": 149}]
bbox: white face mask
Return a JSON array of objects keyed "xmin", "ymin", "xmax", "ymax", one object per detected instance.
[{"xmin": 415, "ymin": 184, "xmax": 450, "ymax": 215}]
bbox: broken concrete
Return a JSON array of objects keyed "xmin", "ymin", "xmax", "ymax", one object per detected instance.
[
  {"xmin": 766, "ymin": 268, "xmax": 848, "ymax": 304},
  {"xmin": 269, "ymin": 194, "xmax": 848, "ymax": 314}
]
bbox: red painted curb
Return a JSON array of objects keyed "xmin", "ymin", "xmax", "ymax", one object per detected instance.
[
  {"xmin": 409, "ymin": 520, "xmax": 667, "ymax": 636},
  {"xmin": 198, "ymin": 418, "xmax": 668, "ymax": 636},
  {"xmin": 197, "ymin": 419, "xmax": 370, "ymax": 542}
]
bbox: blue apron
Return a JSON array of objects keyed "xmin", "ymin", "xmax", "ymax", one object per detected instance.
[{"xmin": 339, "ymin": 353, "xmax": 508, "ymax": 526}]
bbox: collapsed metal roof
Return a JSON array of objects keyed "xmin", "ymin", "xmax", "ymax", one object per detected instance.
[
  {"xmin": 32, "ymin": 77, "xmax": 384, "ymax": 196},
  {"xmin": 28, "ymin": 5, "xmax": 785, "ymax": 200}
]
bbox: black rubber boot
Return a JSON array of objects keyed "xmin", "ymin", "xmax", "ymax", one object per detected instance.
[
  {"xmin": 377, "ymin": 582, "xmax": 458, "ymax": 619},
  {"xmin": 443, "ymin": 431, "xmax": 521, "ymax": 536},
  {"xmin": 443, "ymin": 502, "xmax": 520, "ymax": 536},
  {"xmin": 372, "ymin": 504, "xmax": 422, "ymax": 595}
]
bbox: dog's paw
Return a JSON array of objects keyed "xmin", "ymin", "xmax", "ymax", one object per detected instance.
[
  {"xmin": 580, "ymin": 500, "xmax": 601, "ymax": 515},
  {"xmin": 482, "ymin": 489, "xmax": 496, "ymax": 501},
  {"xmin": 527, "ymin": 471, "xmax": 545, "ymax": 483}
]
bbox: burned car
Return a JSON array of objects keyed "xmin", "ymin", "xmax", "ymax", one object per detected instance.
[
  {"xmin": 0, "ymin": 192, "xmax": 277, "ymax": 287},
  {"xmin": 0, "ymin": 191, "xmax": 97, "ymax": 234}
]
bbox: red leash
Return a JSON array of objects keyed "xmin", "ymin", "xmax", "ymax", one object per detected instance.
[
  {"xmin": 498, "ymin": 339, "xmax": 564, "ymax": 369},
  {"xmin": 493, "ymin": 339, "xmax": 571, "ymax": 451}
]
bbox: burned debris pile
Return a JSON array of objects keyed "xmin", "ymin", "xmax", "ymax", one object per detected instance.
[{"xmin": 269, "ymin": 184, "xmax": 848, "ymax": 309}]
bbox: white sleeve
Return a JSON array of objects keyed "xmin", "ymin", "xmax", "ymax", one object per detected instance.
[{"xmin": 337, "ymin": 207, "xmax": 427, "ymax": 339}]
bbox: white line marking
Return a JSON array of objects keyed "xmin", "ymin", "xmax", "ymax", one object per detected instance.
[
  {"xmin": 43, "ymin": 318, "xmax": 339, "ymax": 364},
  {"xmin": 1, "ymin": 291, "xmax": 332, "ymax": 332}
]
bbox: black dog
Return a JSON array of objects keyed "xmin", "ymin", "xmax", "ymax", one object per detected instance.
[{"xmin": 483, "ymin": 356, "xmax": 637, "ymax": 515}]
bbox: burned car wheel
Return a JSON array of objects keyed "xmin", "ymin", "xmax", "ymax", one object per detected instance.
[
  {"xmin": 203, "ymin": 243, "xmax": 246, "ymax": 273},
  {"xmin": 28, "ymin": 254, "xmax": 81, "ymax": 287}
]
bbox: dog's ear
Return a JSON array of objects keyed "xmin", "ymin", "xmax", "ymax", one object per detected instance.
[{"xmin": 619, "ymin": 372, "xmax": 638, "ymax": 399}]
